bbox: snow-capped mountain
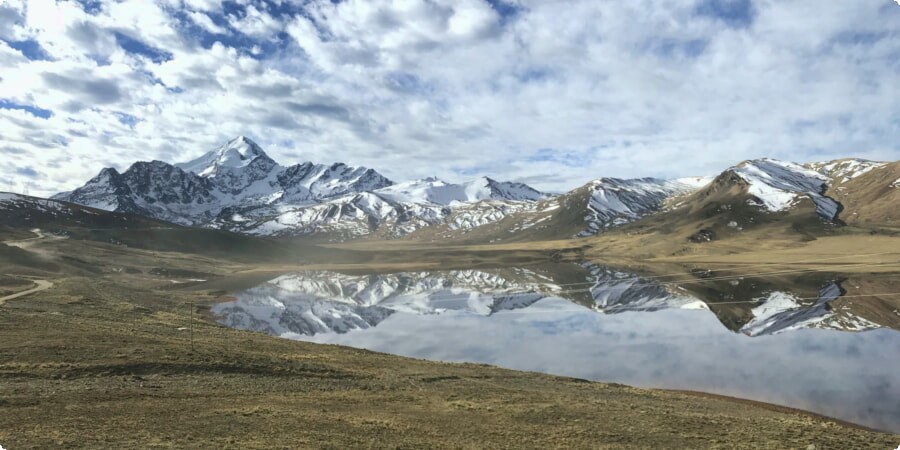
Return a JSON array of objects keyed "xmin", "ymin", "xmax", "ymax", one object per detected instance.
[
  {"xmin": 176, "ymin": 136, "xmax": 273, "ymax": 177},
  {"xmin": 54, "ymin": 161, "xmax": 221, "ymax": 225},
  {"xmin": 175, "ymin": 136, "xmax": 394, "ymax": 205},
  {"xmin": 424, "ymin": 175, "xmax": 713, "ymax": 241},
  {"xmin": 425, "ymin": 157, "xmax": 895, "ymax": 242},
  {"xmin": 376, "ymin": 177, "xmax": 547, "ymax": 205},
  {"xmin": 729, "ymin": 158, "xmax": 840, "ymax": 220},
  {"xmin": 578, "ymin": 177, "xmax": 710, "ymax": 235},
  {"xmin": 218, "ymin": 195, "xmax": 548, "ymax": 239},
  {"xmin": 717, "ymin": 158, "xmax": 886, "ymax": 222},
  {"xmin": 214, "ymin": 192, "xmax": 447, "ymax": 238},
  {"xmin": 55, "ymin": 136, "xmax": 549, "ymax": 238},
  {"xmin": 53, "ymin": 136, "xmax": 393, "ymax": 226},
  {"xmin": 54, "ymin": 138, "xmax": 893, "ymax": 241},
  {"xmin": 804, "ymin": 158, "xmax": 886, "ymax": 185}
]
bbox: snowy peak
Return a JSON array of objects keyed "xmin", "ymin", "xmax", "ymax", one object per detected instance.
[
  {"xmin": 375, "ymin": 178, "xmax": 455, "ymax": 204},
  {"xmin": 729, "ymin": 158, "xmax": 839, "ymax": 219},
  {"xmin": 476, "ymin": 177, "xmax": 548, "ymax": 202},
  {"xmin": 578, "ymin": 177, "xmax": 701, "ymax": 235},
  {"xmin": 804, "ymin": 158, "xmax": 886, "ymax": 184},
  {"xmin": 276, "ymin": 161, "xmax": 393, "ymax": 202},
  {"xmin": 56, "ymin": 136, "xmax": 396, "ymax": 228},
  {"xmin": 673, "ymin": 176, "xmax": 713, "ymax": 189},
  {"xmin": 177, "ymin": 136, "xmax": 275, "ymax": 177},
  {"xmin": 375, "ymin": 176, "xmax": 547, "ymax": 206}
]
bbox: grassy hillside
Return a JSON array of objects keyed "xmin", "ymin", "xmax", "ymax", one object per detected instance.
[
  {"xmin": 0, "ymin": 193, "xmax": 898, "ymax": 446},
  {"xmin": 0, "ymin": 249, "xmax": 895, "ymax": 448},
  {"xmin": 828, "ymin": 161, "xmax": 900, "ymax": 228}
]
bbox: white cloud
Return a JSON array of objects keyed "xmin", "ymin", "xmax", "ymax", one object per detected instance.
[
  {"xmin": 187, "ymin": 10, "xmax": 227, "ymax": 35},
  {"xmin": 0, "ymin": 0, "xmax": 897, "ymax": 197},
  {"xmin": 182, "ymin": 0, "xmax": 222, "ymax": 12},
  {"xmin": 227, "ymin": 4, "xmax": 281, "ymax": 38}
]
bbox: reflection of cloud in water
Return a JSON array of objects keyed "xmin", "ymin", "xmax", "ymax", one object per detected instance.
[
  {"xmin": 212, "ymin": 267, "xmax": 900, "ymax": 432},
  {"xmin": 304, "ymin": 301, "xmax": 900, "ymax": 433}
]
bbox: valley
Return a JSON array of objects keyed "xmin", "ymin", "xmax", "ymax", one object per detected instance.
[
  {"xmin": 4, "ymin": 1, "xmax": 898, "ymax": 446},
  {"xmin": 0, "ymin": 227, "xmax": 898, "ymax": 447},
  {"xmin": 1, "ymin": 138, "xmax": 898, "ymax": 447}
]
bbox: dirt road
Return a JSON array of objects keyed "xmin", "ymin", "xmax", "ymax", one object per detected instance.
[
  {"xmin": 0, "ymin": 279, "xmax": 53, "ymax": 305},
  {"xmin": 3, "ymin": 228, "xmax": 59, "ymax": 249}
]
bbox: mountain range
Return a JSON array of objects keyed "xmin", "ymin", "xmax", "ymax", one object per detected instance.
[
  {"xmin": 211, "ymin": 265, "xmax": 883, "ymax": 338},
  {"xmin": 53, "ymin": 137, "xmax": 551, "ymax": 240},
  {"xmin": 39, "ymin": 136, "xmax": 899, "ymax": 242}
]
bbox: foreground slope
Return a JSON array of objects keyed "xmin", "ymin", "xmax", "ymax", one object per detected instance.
[
  {"xmin": 0, "ymin": 236, "xmax": 895, "ymax": 447},
  {"xmin": 0, "ymin": 195, "xmax": 898, "ymax": 445}
]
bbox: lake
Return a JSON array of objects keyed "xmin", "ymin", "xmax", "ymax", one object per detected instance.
[{"xmin": 212, "ymin": 263, "xmax": 900, "ymax": 432}]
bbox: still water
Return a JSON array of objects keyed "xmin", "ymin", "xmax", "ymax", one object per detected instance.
[{"xmin": 212, "ymin": 263, "xmax": 900, "ymax": 432}]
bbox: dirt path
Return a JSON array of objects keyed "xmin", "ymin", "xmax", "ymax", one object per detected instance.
[
  {"xmin": 0, "ymin": 279, "xmax": 53, "ymax": 305},
  {"xmin": 2, "ymin": 228, "xmax": 57, "ymax": 249}
]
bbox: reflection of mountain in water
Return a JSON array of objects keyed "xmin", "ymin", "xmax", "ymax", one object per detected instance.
[
  {"xmin": 214, "ymin": 268, "xmax": 561, "ymax": 336},
  {"xmin": 213, "ymin": 264, "xmax": 892, "ymax": 337},
  {"xmin": 738, "ymin": 283, "xmax": 877, "ymax": 336},
  {"xmin": 582, "ymin": 264, "xmax": 708, "ymax": 312}
]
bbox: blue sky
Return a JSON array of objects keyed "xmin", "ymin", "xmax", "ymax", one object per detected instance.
[{"xmin": 0, "ymin": 0, "xmax": 898, "ymax": 196}]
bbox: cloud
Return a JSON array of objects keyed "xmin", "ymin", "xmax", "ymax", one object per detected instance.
[
  {"xmin": 694, "ymin": 0, "xmax": 755, "ymax": 28},
  {"xmin": 0, "ymin": 0, "xmax": 897, "ymax": 197},
  {"xmin": 41, "ymin": 72, "xmax": 123, "ymax": 104},
  {"xmin": 186, "ymin": 10, "xmax": 227, "ymax": 35},
  {"xmin": 226, "ymin": 4, "xmax": 282, "ymax": 38},
  {"xmin": 15, "ymin": 166, "xmax": 39, "ymax": 178}
]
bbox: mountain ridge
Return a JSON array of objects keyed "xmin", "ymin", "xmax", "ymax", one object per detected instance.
[
  {"xmin": 51, "ymin": 137, "xmax": 895, "ymax": 241},
  {"xmin": 53, "ymin": 136, "xmax": 558, "ymax": 239}
]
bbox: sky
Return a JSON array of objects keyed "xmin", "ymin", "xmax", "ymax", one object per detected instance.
[{"xmin": 0, "ymin": 0, "xmax": 898, "ymax": 196}]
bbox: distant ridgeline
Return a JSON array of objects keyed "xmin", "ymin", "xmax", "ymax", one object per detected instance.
[{"xmin": 48, "ymin": 136, "xmax": 897, "ymax": 242}]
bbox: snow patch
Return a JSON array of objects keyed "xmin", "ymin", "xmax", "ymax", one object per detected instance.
[
  {"xmin": 375, "ymin": 176, "xmax": 547, "ymax": 205},
  {"xmin": 807, "ymin": 159, "xmax": 885, "ymax": 182},
  {"xmin": 734, "ymin": 159, "xmax": 839, "ymax": 220},
  {"xmin": 577, "ymin": 177, "xmax": 703, "ymax": 236}
]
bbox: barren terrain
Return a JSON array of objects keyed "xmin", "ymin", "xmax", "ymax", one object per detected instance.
[{"xmin": 0, "ymin": 230, "xmax": 898, "ymax": 447}]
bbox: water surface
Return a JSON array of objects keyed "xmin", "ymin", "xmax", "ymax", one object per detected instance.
[{"xmin": 213, "ymin": 263, "xmax": 900, "ymax": 432}]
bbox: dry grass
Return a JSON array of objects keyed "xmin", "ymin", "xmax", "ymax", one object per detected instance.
[
  {"xmin": 1, "ymin": 223, "xmax": 898, "ymax": 447},
  {"xmin": 0, "ymin": 270, "xmax": 896, "ymax": 449}
]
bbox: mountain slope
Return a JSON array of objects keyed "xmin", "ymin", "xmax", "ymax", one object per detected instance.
[
  {"xmin": 55, "ymin": 136, "xmax": 394, "ymax": 227},
  {"xmin": 424, "ymin": 157, "xmax": 897, "ymax": 245},
  {"xmin": 599, "ymin": 158, "xmax": 900, "ymax": 246},
  {"xmin": 375, "ymin": 177, "xmax": 547, "ymax": 205},
  {"xmin": 730, "ymin": 158, "xmax": 839, "ymax": 220},
  {"xmin": 400, "ymin": 176, "xmax": 711, "ymax": 242},
  {"xmin": 55, "ymin": 143, "xmax": 896, "ymax": 243},
  {"xmin": 578, "ymin": 177, "xmax": 708, "ymax": 235},
  {"xmin": 817, "ymin": 160, "xmax": 898, "ymax": 227},
  {"xmin": 56, "ymin": 137, "xmax": 553, "ymax": 240},
  {"xmin": 0, "ymin": 192, "xmax": 327, "ymax": 263}
]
